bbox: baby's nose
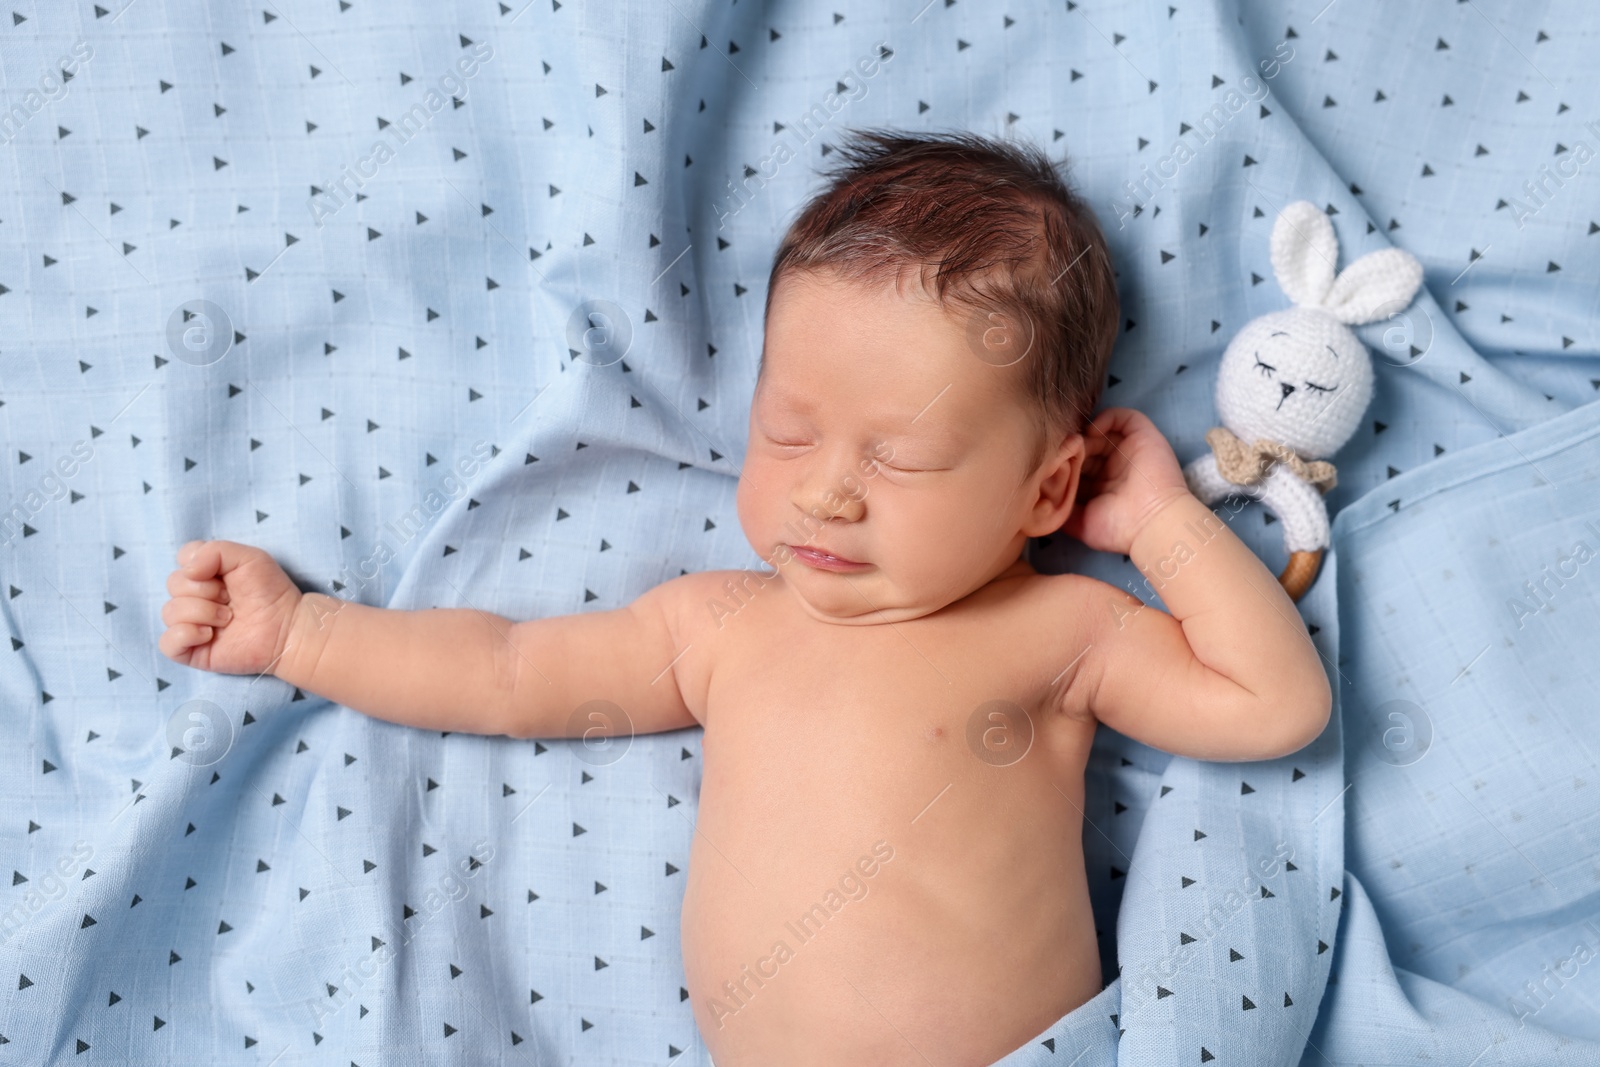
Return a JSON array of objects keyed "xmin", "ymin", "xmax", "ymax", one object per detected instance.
[{"xmin": 792, "ymin": 467, "xmax": 866, "ymax": 524}]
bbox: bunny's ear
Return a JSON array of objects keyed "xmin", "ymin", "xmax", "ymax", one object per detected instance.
[
  {"xmin": 1269, "ymin": 201, "xmax": 1338, "ymax": 309},
  {"xmin": 1321, "ymin": 247, "xmax": 1424, "ymax": 325}
]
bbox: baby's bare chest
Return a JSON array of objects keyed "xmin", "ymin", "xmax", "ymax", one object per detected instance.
[
  {"xmin": 694, "ymin": 605, "xmax": 1092, "ymax": 879},
  {"xmin": 689, "ymin": 576, "xmax": 1097, "ymax": 843},
  {"xmin": 678, "ymin": 586, "xmax": 1103, "ymax": 1059}
]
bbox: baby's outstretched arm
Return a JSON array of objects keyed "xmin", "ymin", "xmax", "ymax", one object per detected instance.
[
  {"xmin": 160, "ymin": 540, "xmax": 700, "ymax": 740},
  {"xmin": 1062, "ymin": 409, "xmax": 1332, "ymax": 761}
]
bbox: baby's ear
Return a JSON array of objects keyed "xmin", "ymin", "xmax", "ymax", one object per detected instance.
[{"xmin": 1022, "ymin": 432, "xmax": 1085, "ymax": 535}]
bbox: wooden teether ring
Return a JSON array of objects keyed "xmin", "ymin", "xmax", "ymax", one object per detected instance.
[{"xmin": 1279, "ymin": 549, "xmax": 1324, "ymax": 602}]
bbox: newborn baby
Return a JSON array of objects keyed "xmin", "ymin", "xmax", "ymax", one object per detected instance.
[{"xmin": 159, "ymin": 130, "xmax": 1331, "ymax": 1065}]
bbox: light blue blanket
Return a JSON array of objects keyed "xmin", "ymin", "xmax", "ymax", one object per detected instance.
[{"xmin": 1, "ymin": 0, "xmax": 1596, "ymax": 1063}]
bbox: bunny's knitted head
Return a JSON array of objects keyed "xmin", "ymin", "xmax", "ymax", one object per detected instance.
[{"xmin": 1214, "ymin": 201, "xmax": 1423, "ymax": 460}]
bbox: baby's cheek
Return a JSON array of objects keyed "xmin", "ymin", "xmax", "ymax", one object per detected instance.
[
  {"xmin": 897, "ymin": 499, "xmax": 970, "ymax": 566},
  {"xmin": 734, "ymin": 471, "xmax": 768, "ymax": 541}
]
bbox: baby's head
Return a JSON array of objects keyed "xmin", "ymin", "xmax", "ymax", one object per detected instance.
[{"xmin": 736, "ymin": 129, "xmax": 1119, "ymax": 623}]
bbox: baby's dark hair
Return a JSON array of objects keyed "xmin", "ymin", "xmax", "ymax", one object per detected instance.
[{"xmin": 761, "ymin": 127, "xmax": 1120, "ymax": 477}]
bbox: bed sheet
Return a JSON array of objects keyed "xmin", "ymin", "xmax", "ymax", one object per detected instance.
[{"xmin": 0, "ymin": 0, "xmax": 1596, "ymax": 1063}]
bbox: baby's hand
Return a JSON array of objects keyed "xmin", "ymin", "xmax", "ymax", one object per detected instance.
[
  {"xmin": 1062, "ymin": 407, "xmax": 1191, "ymax": 557},
  {"xmin": 159, "ymin": 540, "xmax": 304, "ymax": 675}
]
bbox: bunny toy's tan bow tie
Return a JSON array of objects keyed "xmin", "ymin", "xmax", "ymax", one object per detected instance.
[{"xmin": 1205, "ymin": 427, "xmax": 1338, "ymax": 493}]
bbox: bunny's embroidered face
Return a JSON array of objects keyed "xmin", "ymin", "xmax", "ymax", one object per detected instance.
[{"xmin": 1215, "ymin": 308, "xmax": 1372, "ymax": 460}]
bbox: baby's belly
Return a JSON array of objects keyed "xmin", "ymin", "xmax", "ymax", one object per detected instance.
[{"xmin": 681, "ymin": 711, "xmax": 1102, "ymax": 1066}]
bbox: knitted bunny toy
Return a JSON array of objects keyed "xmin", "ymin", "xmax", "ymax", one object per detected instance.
[{"xmin": 1183, "ymin": 200, "xmax": 1423, "ymax": 601}]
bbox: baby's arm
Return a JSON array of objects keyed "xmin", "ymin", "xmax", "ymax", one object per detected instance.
[
  {"xmin": 1062, "ymin": 410, "xmax": 1332, "ymax": 761},
  {"xmin": 160, "ymin": 540, "xmax": 701, "ymax": 740},
  {"xmin": 276, "ymin": 587, "xmax": 700, "ymax": 740}
]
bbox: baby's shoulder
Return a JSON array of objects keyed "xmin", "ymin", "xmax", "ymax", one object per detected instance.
[
  {"xmin": 998, "ymin": 568, "xmax": 1131, "ymax": 616},
  {"xmin": 635, "ymin": 569, "xmax": 776, "ymax": 722},
  {"xmin": 983, "ymin": 569, "xmax": 1144, "ymax": 662},
  {"xmin": 644, "ymin": 567, "xmax": 779, "ymax": 642},
  {"xmin": 971, "ymin": 570, "xmax": 1145, "ymax": 721}
]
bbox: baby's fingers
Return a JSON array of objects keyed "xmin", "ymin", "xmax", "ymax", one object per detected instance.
[
  {"xmin": 162, "ymin": 595, "xmax": 233, "ymax": 629},
  {"xmin": 158, "ymin": 622, "xmax": 213, "ymax": 660},
  {"xmin": 165, "ymin": 569, "xmax": 229, "ymax": 604},
  {"xmin": 1082, "ymin": 409, "xmax": 1128, "ymax": 454},
  {"xmin": 176, "ymin": 539, "xmax": 256, "ymax": 582},
  {"xmin": 1089, "ymin": 406, "xmax": 1151, "ymax": 440}
]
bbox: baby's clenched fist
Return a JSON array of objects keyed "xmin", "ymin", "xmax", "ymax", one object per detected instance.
[{"xmin": 159, "ymin": 540, "xmax": 304, "ymax": 676}]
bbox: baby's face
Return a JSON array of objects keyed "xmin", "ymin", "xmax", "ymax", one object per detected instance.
[{"xmin": 737, "ymin": 268, "xmax": 1076, "ymax": 624}]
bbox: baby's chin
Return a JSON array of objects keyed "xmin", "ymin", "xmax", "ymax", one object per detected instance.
[{"xmin": 776, "ymin": 555, "xmax": 990, "ymax": 625}]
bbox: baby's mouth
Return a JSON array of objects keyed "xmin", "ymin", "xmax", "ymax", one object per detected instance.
[{"xmin": 786, "ymin": 544, "xmax": 870, "ymax": 572}]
